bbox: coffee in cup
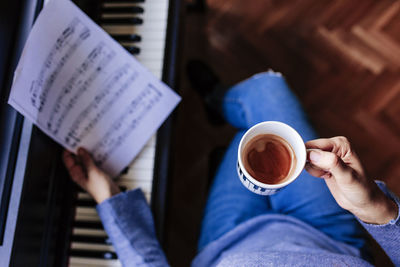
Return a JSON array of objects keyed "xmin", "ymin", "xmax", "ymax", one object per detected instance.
[
  {"xmin": 242, "ymin": 134, "xmax": 296, "ymax": 185},
  {"xmin": 237, "ymin": 121, "xmax": 306, "ymax": 195}
]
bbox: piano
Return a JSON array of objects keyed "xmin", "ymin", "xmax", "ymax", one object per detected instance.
[{"xmin": 0, "ymin": 0, "xmax": 181, "ymax": 266}]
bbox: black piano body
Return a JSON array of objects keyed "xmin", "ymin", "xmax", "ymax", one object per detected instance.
[{"xmin": 0, "ymin": 0, "xmax": 181, "ymax": 266}]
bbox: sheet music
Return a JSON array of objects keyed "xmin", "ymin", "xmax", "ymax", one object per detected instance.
[{"xmin": 8, "ymin": 0, "xmax": 181, "ymax": 176}]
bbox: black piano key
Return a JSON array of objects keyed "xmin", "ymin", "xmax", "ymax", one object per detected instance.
[
  {"xmin": 74, "ymin": 221, "xmax": 104, "ymax": 229},
  {"xmin": 72, "ymin": 234, "xmax": 112, "ymax": 244},
  {"xmin": 120, "ymin": 185, "xmax": 127, "ymax": 191},
  {"xmin": 76, "ymin": 198, "xmax": 97, "ymax": 207},
  {"xmin": 119, "ymin": 166, "xmax": 130, "ymax": 175},
  {"xmin": 78, "ymin": 185, "xmax": 127, "ymax": 193},
  {"xmin": 103, "ymin": 0, "xmax": 145, "ymax": 3},
  {"xmin": 100, "ymin": 17, "xmax": 143, "ymax": 25},
  {"xmin": 123, "ymin": 46, "xmax": 140, "ymax": 55},
  {"xmin": 112, "ymin": 34, "xmax": 141, "ymax": 42},
  {"xmin": 77, "ymin": 186, "xmax": 85, "ymax": 193},
  {"xmin": 102, "ymin": 6, "xmax": 144, "ymax": 14},
  {"xmin": 74, "ymin": 221, "xmax": 103, "ymax": 229},
  {"xmin": 70, "ymin": 249, "xmax": 117, "ymax": 259}
]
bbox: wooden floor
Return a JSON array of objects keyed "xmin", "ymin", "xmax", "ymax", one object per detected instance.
[{"xmin": 164, "ymin": 0, "xmax": 400, "ymax": 266}]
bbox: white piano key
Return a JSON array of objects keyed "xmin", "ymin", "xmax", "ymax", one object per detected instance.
[
  {"xmin": 69, "ymin": 257, "xmax": 121, "ymax": 267},
  {"xmin": 138, "ymin": 62, "xmax": 164, "ymax": 71},
  {"xmin": 128, "ymin": 157, "xmax": 154, "ymax": 168},
  {"xmin": 125, "ymin": 161, "xmax": 154, "ymax": 173},
  {"xmin": 136, "ymin": 63, "xmax": 163, "ymax": 73},
  {"xmin": 144, "ymin": 193, "xmax": 150, "ymax": 203},
  {"xmin": 134, "ymin": 51, "xmax": 164, "ymax": 61},
  {"xmin": 103, "ymin": 18, "xmax": 167, "ymax": 28},
  {"xmin": 77, "ymin": 207, "xmax": 98, "ymax": 216},
  {"xmin": 102, "ymin": 9, "xmax": 167, "ymax": 21},
  {"xmin": 73, "ymin": 228, "xmax": 107, "ymax": 237},
  {"xmin": 137, "ymin": 139, "xmax": 156, "ymax": 153},
  {"xmin": 129, "ymin": 163, "xmax": 154, "ymax": 174},
  {"xmin": 103, "ymin": 0, "xmax": 166, "ymax": 5},
  {"xmin": 128, "ymin": 162, "xmax": 154, "ymax": 171},
  {"xmin": 134, "ymin": 143, "xmax": 156, "ymax": 158},
  {"xmin": 139, "ymin": 135, "xmax": 156, "ymax": 147},
  {"xmin": 103, "ymin": 1, "xmax": 167, "ymax": 9},
  {"xmin": 78, "ymin": 192, "xmax": 92, "ymax": 200},
  {"xmin": 125, "ymin": 164, "xmax": 154, "ymax": 174},
  {"xmin": 75, "ymin": 210, "xmax": 101, "ymax": 222},
  {"xmin": 70, "ymin": 0, "xmax": 169, "ymax": 262},
  {"xmin": 120, "ymin": 39, "xmax": 165, "ymax": 50},
  {"xmin": 140, "ymin": 64, "xmax": 163, "ymax": 74},
  {"xmin": 74, "ymin": 214, "xmax": 100, "ymax": 222},
  {"xmin": 102, "ymin": 25, "xmax": 166, "ymax": 35},
  {"xmin": 141, "ymin": 144, "xmax": 155, "ymax": 152},
  {"xmin": 70, "ymin": 264, "xmax": 119, "ymax": 267},
  {"xmin": 123, "ymin": 164, "xmax": 154, "ymax": 172},
  {"xmin": 119, "ymin": 167, "xmax": 153, "ymax": 177},
  {"xmin": 149, "ymin": 70, "xmax": 162, "ymax": 79},
  {"xmin": 106, "ymin": 28, "xmax": 166, "ymax": 41},
  {"xmin": 75, "ymin": 210, "xmax": 101, "ymax": 223},
  {"xmin": 103, "ymin": 19, "xmax": 167, "ymax": 33},
  {"xmin": 120, "ymin": 169, "xmax": 153, "ymax": 181},
  {"xmin": 139, "ymin": 147, "xmax": 156, "ymax": 159},
  {"xmin": 102, "ymin": 11, "xmax": 168, "ymax": 22},
  {"xmin": 71, "ymin": 242, "xmax": 115, "ymax": 252}
]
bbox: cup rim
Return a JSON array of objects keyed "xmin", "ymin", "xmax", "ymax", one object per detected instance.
[{"xmin": 237, "ymin": 121, "xmax": 306, "ymax": 189}]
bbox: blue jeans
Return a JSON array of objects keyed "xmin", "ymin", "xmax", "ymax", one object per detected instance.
[{"xmin": 198, "ymin": 72, "xmax": 368, "ymax": 253}]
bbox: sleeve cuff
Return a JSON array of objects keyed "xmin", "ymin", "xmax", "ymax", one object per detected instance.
[
  {"xmin": 96, "ymin": 188, "xmax": 156, "ymax": 237},
  {"xmin": 358, "ymin": 181, "xmax": 400, "ymax": 227},
  {"xmin": 96, "ymin": 188, "xmax": 146, "ymax": 210},
  {"xmin": 95, "ymin": 188, "xmax": 168, "ymax": 266}
]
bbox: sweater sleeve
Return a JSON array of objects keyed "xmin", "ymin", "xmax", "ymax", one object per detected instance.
[
  {"xmin": 96, "ymin": 188, "xmax": 169, "ymax": 267},
  {"xmin": 358, "ymin": 181, "xmax": 400, "ymax": 266}
]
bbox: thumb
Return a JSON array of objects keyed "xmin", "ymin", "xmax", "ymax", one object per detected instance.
[
  {"xmin": 308, "ymin": 149, "xmax": 353, "ymax": 183},
  {"xmin": 78, "ymin": 148, "xmax": 95, "ymax": 170}
]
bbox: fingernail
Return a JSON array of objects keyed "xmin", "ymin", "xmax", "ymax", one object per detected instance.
[{"xmin": 310, "ymin": 151, "xmax": 321, "ymax": 163}]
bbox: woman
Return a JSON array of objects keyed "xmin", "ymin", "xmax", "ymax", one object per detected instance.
[{"xmin": 63, "ymin": 71, "xmax": 399, "ymax": 266}]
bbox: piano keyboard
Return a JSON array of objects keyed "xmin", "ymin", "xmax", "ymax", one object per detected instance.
[{"xmin": 69, "ymin": 0, "xmax": 169, "ymax": 266}]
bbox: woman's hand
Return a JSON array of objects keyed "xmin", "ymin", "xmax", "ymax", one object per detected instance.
[
  {"xmin": 62, "ymin": 148, "xmax": 121, "ymax": 204},
  {"xmin": 305, "ymin": 136, "xmax": 397, "ymax": 225}
]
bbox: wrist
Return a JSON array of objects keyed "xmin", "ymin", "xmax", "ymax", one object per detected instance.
[
  {"xmin": 355, "ymin": 195, "xmax": 398, "ymax": 225},
  {"xmin": 94, "ymin": 191, "xmax": 113, "ymax": 204},
  {"xmin": 93, "ymin": 182, "xmax": 121, "ymax": 204}
]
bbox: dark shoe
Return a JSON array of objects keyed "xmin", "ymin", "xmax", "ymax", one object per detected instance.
[
  {"xmin": 186, "ymin": 0, "xmax": 206, "ymax": 13},
  {"xmin": 186, "ymin": 60, "xmax": 226, "ymax": 125}
]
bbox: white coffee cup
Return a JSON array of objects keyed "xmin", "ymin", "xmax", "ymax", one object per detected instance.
[{"xmin": 237, "ymin": 121, "xmax": 306, "ymax": 195}]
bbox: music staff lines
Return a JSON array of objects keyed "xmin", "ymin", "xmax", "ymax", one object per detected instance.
[
  {"xmin": 64, "ymin": 66, "xmax": 139, "ymax": 147},
  {"xmin": 50, "ymin": 46, "xmax": 116, "ymax": 135},
  {"xmin": 47, "ymin": 42, "xmax": 112, "ymax": 134},
  {"xmin": 31, "ymin": 18, "xmax": 90, "ymax": 111},
  {"xmin": 92, "ymin": 84, "xmax": 163, "ymax": 166}
]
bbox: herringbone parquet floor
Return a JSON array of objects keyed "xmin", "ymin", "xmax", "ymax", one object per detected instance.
[
  {"xmin": 165, "ymin": 1, "xmax": 400, "ymax": 266},
  {"xmin": 204, "ymin": 0, "xmax": 400, "ymax": 192}
]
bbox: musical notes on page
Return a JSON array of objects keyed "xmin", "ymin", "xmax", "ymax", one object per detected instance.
[
  {"xmin": 91, "ymin": 84, "xmax": 162, "ymax": 166},
  {"xmin": 8, "ymin": 0, "xmax": 180, "ymax": 176}
]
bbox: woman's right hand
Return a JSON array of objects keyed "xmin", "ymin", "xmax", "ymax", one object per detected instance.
[
  {"xmin": 305, "ymin": 136, "xmax": 397, "ymax": 225},
  {"xmin": 62, "ymin": 148, "xmax": 121, "ymax": 204}
]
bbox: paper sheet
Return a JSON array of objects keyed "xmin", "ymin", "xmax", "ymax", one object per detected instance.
[{"xmin": 8, "ymin": 0, "xmax": 181, "ymax": 176}]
